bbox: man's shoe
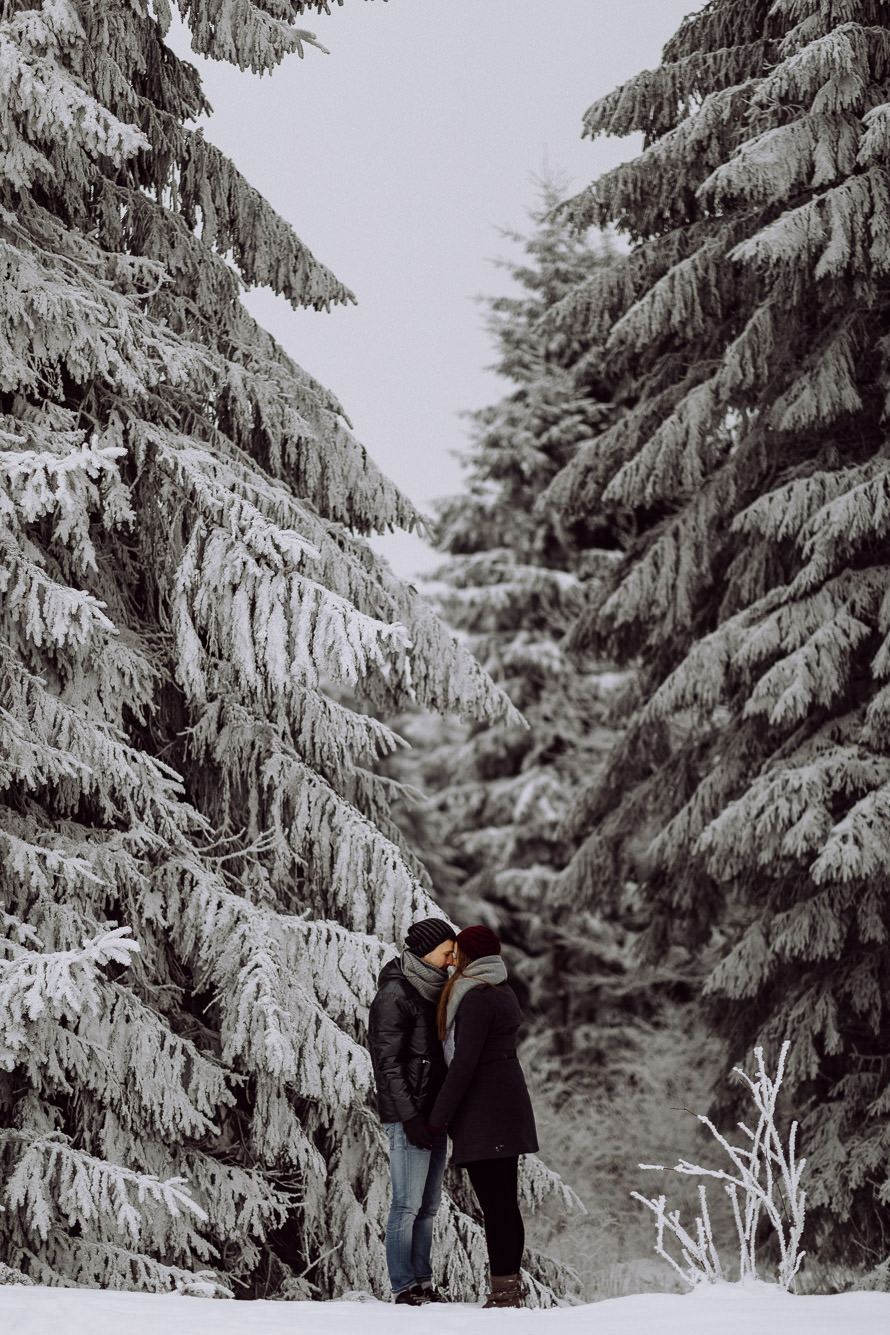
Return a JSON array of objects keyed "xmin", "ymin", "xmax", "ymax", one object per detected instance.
[
  {"xmin": 417, "ymin": 1285, "xmax": 447, "ymax": 1302},
  {"xmin": 394, "ymin": 1287, "xmax": 426, "ymax": 1305}
]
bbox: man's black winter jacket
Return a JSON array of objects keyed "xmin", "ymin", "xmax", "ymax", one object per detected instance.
[{"xmin": 367, "ymin": 958, "xmax": 447, "ymax": 1123}]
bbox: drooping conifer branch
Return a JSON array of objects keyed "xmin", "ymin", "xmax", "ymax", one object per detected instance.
[
  {"xmin": 550, "ymin": 0, "xmax": 890, "ymax": 1257},
  {"xmin": 0, "ymin": 0, "xmax": 565, "ymax": 1301}
]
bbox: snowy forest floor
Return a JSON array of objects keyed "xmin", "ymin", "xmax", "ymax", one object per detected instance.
[
  {"xmin": 520, "ymin": 1015, "xmax": 729, "ymax": 1300},
  {"xmin": 3, "ymin": 1282, "xmax": 890, "ymax": 1335}
]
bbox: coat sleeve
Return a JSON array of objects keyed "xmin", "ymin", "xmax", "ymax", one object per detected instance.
[
  {"xmin": 368, "ymin": 984, "xmax": 418, "ymax": 1123},
  {"xmin": 428, "ymin": 990, "xmax": 493, "ymax": 1131}
]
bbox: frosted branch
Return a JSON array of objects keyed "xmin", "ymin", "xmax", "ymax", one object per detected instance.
[{"xmin": 634, "ymin": 1040, "xmax": 806, "ymax": 1289}]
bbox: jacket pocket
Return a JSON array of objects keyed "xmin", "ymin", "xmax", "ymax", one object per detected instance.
[{"xmin": 408, "ymin": 1055, "xmax": 432, "ymax": 1106}]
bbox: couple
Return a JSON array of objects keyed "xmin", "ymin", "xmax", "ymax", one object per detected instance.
[{"xmin": 368, "ymin": 917, "xmax": 538, "ymax": 1308}]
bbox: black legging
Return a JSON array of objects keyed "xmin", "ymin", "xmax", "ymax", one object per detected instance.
[{"xmin": 465, "ymin": 1156, "xmax": 524, "ymax": 1275}]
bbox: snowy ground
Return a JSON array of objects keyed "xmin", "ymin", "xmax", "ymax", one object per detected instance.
[{"xmin": 2, "ymin": 1282, "xmax": 890, "ymax": 1335}]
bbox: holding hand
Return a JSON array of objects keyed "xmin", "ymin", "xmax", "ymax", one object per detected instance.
[{"xmin": 403, "ymin": 1114, "xmax": 434, "ymax": 1150}]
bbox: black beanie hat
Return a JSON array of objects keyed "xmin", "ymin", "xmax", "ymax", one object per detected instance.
[{"xmin": 405, "ymin": 918, "xmax": 455, "ymax": 958}]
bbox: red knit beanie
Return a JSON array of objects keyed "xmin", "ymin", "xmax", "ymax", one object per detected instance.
[{"xmin": 456, "ymin": 925, "xmax": 501, "ymax": 961}]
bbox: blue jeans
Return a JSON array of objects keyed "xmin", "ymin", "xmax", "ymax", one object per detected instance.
[{"xmin": 383, "ymin": 1121, "xmax": 448, "ymax": 1295}]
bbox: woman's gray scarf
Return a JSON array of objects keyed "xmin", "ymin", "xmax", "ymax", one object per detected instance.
[
  {"xmin": 444, "ymin": 954, "xmax": 507, "ymax": 1034},
  {"xmin": 400, "ymin": 948, "xmax": 449, "ymax": 1004}
]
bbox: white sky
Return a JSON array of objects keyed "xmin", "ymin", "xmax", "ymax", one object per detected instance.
[{"xmin": 168, "ymin": 0, "xmax": 699, "ymax": 576}]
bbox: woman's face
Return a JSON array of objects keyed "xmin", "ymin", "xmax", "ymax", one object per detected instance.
[{"xmin": 423, "ymin": 939, "xmax": 456, "ymax": 970}]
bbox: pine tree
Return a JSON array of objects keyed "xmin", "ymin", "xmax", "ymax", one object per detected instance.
[
  {"xmin": 388, "ymin": 183, "xmax": 660, "ymax": 1065},
  {"xmin": 546, "ymin": 0, "xmax": 890, "ymax": 1259},
  {"xmin": 0, "ymin": 0, "xmax": 578, "ymax": 1299}
]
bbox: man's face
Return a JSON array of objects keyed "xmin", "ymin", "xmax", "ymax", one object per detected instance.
[{"xmin": 423, "ymin": 939, "xmax": 456, "ymax": 970}]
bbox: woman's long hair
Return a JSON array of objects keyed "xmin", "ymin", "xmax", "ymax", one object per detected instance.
[
  {"xmin": 436, "ymin": 947, "xmax": 472, "ymax": 1040},
  {"xmin": 436, "ymin": 947, "xmax": 502, "ymax": 1039}
]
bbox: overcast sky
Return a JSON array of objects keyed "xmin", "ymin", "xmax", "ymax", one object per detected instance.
[{"xmin": 169, "ymin": 0, "xmax": 698, "ymax": 576}]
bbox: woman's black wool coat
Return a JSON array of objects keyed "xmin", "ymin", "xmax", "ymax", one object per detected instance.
[
  {"xmin": 367, "ymin": 958, "xmax": 447, "ymax": 1122},
  {"xmin": 428, "ymin": 982, "xmax": 538, "ymax": 1166}
]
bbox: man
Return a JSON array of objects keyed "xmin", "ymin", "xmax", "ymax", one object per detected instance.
[{"xmin": 368, "ymin": 917, "xmax": 456, "ymax": 1305}]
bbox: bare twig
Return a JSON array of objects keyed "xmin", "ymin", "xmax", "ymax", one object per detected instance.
[{"xmin": 634, "ymin": 1040, "xmax": 806, "ymax": 1289}]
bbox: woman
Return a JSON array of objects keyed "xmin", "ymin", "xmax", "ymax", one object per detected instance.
[{"xmin": 427, "ymin": 925, "xmax": 538, "ymax": 1309}]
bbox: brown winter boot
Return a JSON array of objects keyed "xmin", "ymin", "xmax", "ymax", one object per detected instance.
[{"xmin": 483, "ymin": 1273, "xmax": 523, "ymax": 1308}]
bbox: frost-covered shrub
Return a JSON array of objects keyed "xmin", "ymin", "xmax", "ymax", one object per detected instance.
[{"xmin": 633, "ymin": 1042, "xmax": 806, "ymax": 1290}]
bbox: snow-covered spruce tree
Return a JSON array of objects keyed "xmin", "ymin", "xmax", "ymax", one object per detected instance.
[
  {"xmin": 388, "ymin": 184, "xmax": 660, "ymax": 1063},
  {"xmin": 0, "ymin": 0, "xmax": 575, "ymax": 1300},
  {"xmin": 545, "ymin": 0, "xmax": 890, "ymax": 1260}
]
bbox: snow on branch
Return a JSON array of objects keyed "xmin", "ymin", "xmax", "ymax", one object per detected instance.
[
  {"xmin": 633, "ymin": 1041, "xmax": 807, "ymax": 1289},
  {"xmin": 177, "ymin": 128, "xmax": 352, "ymax": 308},
  {"xmin": 742, "ymin": 608, "xmax": 870, "ymax": 726},
  {"xmin": 733, "ymin": 463, "xmax": 884, "ymax": 545},
  {"xmin": 0, "ymin": 231, "xmax": 199, "ymax": 398},
  {"xmin": 1, "ymin": 1129, "xmax": 207, "ymax": 1243},
  {"xmin": 181, "ymin": 694, "xmax": 438, "ymax": 938},
  {"xmin": 699, "ymin": 112, "xmax": 860, "ymax": 212},
  {"xmin": 175, "ymin": 0, "xmax": 332, "ymax": 75},
  {"xmin": 602, "ymin": 375, "xmax": 726, "ymax": 509},
  {"xmin": 768, "ymin": 320, "xmax": 863, "ymax": 434},
  {"xmin": 0, "ymin": 658, "xmax": 196, "ymax": 840},
  {"xmin": 0, "ymin": 535, "xmax": 117, "ymax": 648},
  {"xmin": 0, "ymin": 920, "xmax": 233, "ymax": 1146},
  {"xmin": 0, "ymin": 429, "xmax": 133, "ymax": 574},
  {"xmin": 17, "ymin": 1228, "xmax": 229, "ymax": 1295},
  {"xmin": 562, "ymin": 82, "xmax": 754, "ymax": 237},
  {"xmin": 0, "ymin": 926, "xmax": 139, "ymax": 1062},
  {"xmin": 0, "ymin": 5, "xmax": 149, "ymax": 192},
  {"xmin": 582, "ymin": 41, "xmax": 769, "ymax": 141},
  {"xmin": 758, "ymin": 23, "xmax": 889, "ymax": 112},
  {"xmin": 696, "ymin": 740, "xmax": 890, "ymax": 882},
  {"xmin": 731, "ymin": 167, "xmax": 890, "ymax": 281},
  {"xmin": 160, "ymin": 853, "xmax": 376, "ymax": 1099},
  {"xmin": 795, "ymin": 466, "xmax": 890, "ymax": 592},
  {"xmin": 167, "ymin": 517, "xmax": 410, "ymax": 700},
  {"xmin": 519, "ymin": 1155, "xmax": 587, "ymax": 1217}
]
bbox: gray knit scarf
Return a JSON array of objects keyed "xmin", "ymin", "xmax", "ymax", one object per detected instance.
[
  {"xmin": 400, "ymin": 948, "xmax": 449, "ymax": 1004},
  {"xmin": 443, "ymin": 954, "xmax": 507, "ymax": 1034}
]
